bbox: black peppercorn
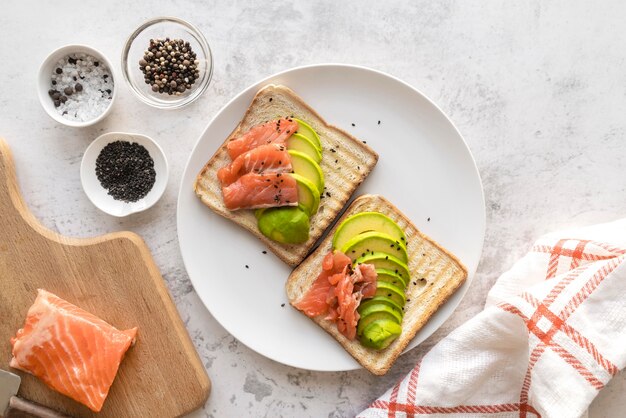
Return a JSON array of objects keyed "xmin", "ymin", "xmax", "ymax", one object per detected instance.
[{"xmin": 139, "ymin": 38, "xmax": 200, "ymax": 96}]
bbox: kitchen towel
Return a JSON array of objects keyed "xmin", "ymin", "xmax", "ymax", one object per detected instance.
[{"xmin": 358, "ymin": 219, "xmax": 626, "ymax": 418}]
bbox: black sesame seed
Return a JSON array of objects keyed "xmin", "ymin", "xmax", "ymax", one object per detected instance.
[
  {"xmin": 378, "ymin": 120, "xmax": 381, "ymax": 125},
  {"xmin": 262, "ymin": 250, "xmax": 267, "ymax": 254},
  {"xmin": 362, "ymin": 140, "xmax": 367, "ymax": 144},
  {"xmin": 269, "ymin": 98, "xmax": 273, "ymax": 102},
  {"xmin": 351, "ymin": 123, "xmax": 355, "ymax": 127},
  {"xmin": 281, "ymin": 303, "xmax": 285, "ymax": 307},
  {"xmin": 245, "ymin": 265, "xmax": 249, "ymax": 269},
  {"xmin": 95, "ymin": 141, "xmax": 156, "ymax": 202},
  {"xmin": 427, "ymin": 217, "xmax": 431, "ymax": 222}
]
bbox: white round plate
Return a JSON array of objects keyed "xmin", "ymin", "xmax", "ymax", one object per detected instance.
[
  {"xmin": 177, "ymin": 65, "xmax": 485, "ymax": 372},
  {"xmin": 81, "ymin": 132, "xmax": 168, "ymax": 217}
]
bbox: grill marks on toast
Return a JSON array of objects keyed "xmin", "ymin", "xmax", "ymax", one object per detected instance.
[
  {"xmin": 193, "ymin": 84, "xmax": 378, "ymax": 266},
  {"xmin": 286, "ymin": 194, "xmax": 468, "ymax": 375}
]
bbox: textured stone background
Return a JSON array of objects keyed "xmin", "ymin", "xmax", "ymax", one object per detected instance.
[{"xmin": 1, "ymin": 1, "xmax": 624, "ymax": 416}]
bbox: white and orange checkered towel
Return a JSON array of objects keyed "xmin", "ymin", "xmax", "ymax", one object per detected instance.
[{"xmin": 359, "ymin": 219, "xmax": 626, "ymax": 418}]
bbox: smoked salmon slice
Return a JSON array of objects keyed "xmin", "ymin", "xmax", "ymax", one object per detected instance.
[
  {"xmin": 217, "ymin": 144, "xmax": 292, "ymax": 186},
  {"xmin": 294, "ymin": 252, "xmax": 351, "ymax": 317},
  {"xmin": 10, "ymin": 289, "xmax": 137, "ymax": 412},
  {"xmin": 221, "ymin": 172, "xmax": 298, "ymax": 211},
  {"xmin": 294, "ymin": 251, "xmax": 378, "ymax": 340},
  {"xmin": 226, "ymin": 118, "xmax": 299, "ymax": 160}
]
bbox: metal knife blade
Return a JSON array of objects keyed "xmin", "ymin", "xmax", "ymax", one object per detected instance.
[
  {"xmin": 0, "ymin": 369, "xmax": 20, "ymax": 413},
  {"xmin": 0, "ymin": 369, "xmax": 70, "ymax": 418}
]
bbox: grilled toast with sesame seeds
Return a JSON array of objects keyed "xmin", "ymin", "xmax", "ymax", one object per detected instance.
[
  {"xmin": 286, "ymin": 194, "xmax": 468, "ymax": 375},
  {"xmin": 194, "ymin": 85, "xmax": 378, "ymax": 266}
]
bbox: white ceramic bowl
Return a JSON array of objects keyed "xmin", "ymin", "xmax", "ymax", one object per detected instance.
[
  {"xmin": 38, "ymin": 44, "xmax": 117, "ymax": 127},
  {"xmin": 81, "ymin": 132, "xmax": 168, "ymax": 217}
]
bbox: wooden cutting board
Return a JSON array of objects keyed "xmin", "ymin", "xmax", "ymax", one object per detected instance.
[{"xmin": 0, "ymin": 138, "xmax": 210, "ymax": 417}]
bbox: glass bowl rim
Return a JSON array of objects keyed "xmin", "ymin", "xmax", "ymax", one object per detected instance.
[{"xmin": 121, "ymin": 16, "xmax": 213, "ymax": 109}]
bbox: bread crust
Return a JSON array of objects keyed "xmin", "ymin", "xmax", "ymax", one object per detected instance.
[
  {"xmin": 286, "ymin": 194, "xmax": 468, "ymax": 375},
  {"xmin": 194, "ymin": 85, "xmax": 379, "ymax": 266}
]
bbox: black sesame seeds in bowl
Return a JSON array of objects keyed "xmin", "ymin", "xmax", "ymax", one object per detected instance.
[
  {"xmin": 122, "ymin": 17, "xmax": 213, "ymax": 109},
  {"xmin": 81, "ymin": 132, "xmax": 169, "ymax": 217}
]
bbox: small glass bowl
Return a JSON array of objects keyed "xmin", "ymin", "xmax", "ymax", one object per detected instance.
[{"xmin": 121, "ymin": 17, "xmax": 213, "ymax": 109}]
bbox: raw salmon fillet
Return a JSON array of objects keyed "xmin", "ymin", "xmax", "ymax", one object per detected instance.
[
  {"xmin": 226, "ymin": 118, "xmax": 298, "ymax": 160},
  {"xmin": 217, "ymin": 144, "xmax": 292, "ymax": 186},
  {"xmin": 10, "ymin": 289, "xmax": 137, "ymax": 412},
  {"xmin": 294, "ymin": 251, "xmax": 377, "ymax": 340},
  {"xmin": 222, "ymin": 172, "xmax": 298, "ymax": 211}
]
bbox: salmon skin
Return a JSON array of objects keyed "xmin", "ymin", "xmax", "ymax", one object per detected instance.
[
  {"xmin": 222, "ymin": 172, "xmax": 298, "ymax": 211},
  {"xmin": 293, "ymin": 251, "xmax": 377, "ymax": 340},
  {"xmin": 10, "ymin": 289, "xmax": 137, "ymax": 412},
  {"xmin": 226, "ymin": 118, "xmax": 298, "ymax": 160},
  {"xmin": 217, "ymin": 144, "xmax": 292, "ymax": 186}
]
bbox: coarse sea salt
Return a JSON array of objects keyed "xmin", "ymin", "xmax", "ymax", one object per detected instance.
[{"xmin": 50, "ymin": 53, "xmax": 113, "ymax": 122}]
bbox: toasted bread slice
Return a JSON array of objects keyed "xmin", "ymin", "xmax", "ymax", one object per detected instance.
[
  {"xmin": 194, "ymin": 85, "xmax": 378, "ymax": 266},
  {"xmin": 286, "ymin": 194, "xmax": 468, "ymax": 375}
]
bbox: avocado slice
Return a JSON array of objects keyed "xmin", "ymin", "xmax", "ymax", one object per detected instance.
[
  {"xmin": 294, "ymin": 118, "xmax": 322, "ymax": 150},
  {"xmin": 341, "ymin": 231, "xmax": 408, "ymax": 264},
  {"xmin": 375, "ymin": 281, "xmax": 406, "ymax": 307},
  {"xmin": 288, "ymin": 150, "xmax": 324, "ymax": 192},
  {"xmin": 254, "ymin": 208, "xmax": 266, "ymax": 219},
  {"xmin": 333, "ymin": 212, "xmax": 406, "ymax": 251},
  {"xmin": 287, "ymin": 133, "xmax": 322, "ymax": 163},
  {"xmin": 376, "ymin": 268, "xmax": 408, "ymax": 289},
  {"xmin": 257, "ymin": 206, "xmax": 310, "ymax": 244},
  {"xmin": 356, "ymin": 303, "xmax": 402, "ymax": 336},
  {"xmin": 354, "ymin": 252, "xmax": 410, "ymax": 282},
  {"xmin": 358, "ymin": 296, "xmax": 403, "ymax": 318},
  {"xmin": 359, "ymin": 319, "xmax": 402, "ymax": 350},
  {"xmin": 291, "ymin": 173, "xmax": 320, "ymax": 216}
]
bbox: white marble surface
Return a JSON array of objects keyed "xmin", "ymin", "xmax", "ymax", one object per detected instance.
[{"xmin": 1, "ymin": 1, "xmax": 625, "ymax": 417}]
